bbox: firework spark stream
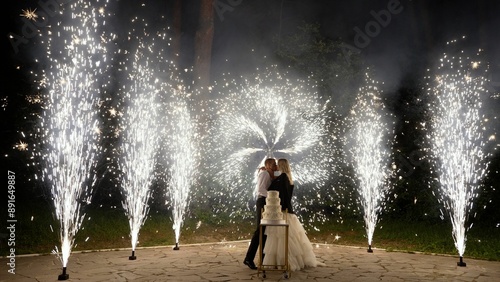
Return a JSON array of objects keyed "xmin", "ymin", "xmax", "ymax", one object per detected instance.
[
  {"xmin": 31, "ymin": 0, "xmax": 113, "ymax": 270},
  {"xmin": 203, "ymin": 66, "xmax": 337, "ymax": 223},
  {"xmin": 345, "ymin": 71, "xmax": 396, "ymax": 250},
  {"xmin": 115, "ymin": 29, "xmax": 164, "ymax": 254},
  {"xmin": 162, "ymin": 92, "xmax": 199, "ymax": 246},
  {"xmin": 425, "ymin": 39, "xmax": 492, "ymax": 259},
  {"xmin": 102, "ymin": 7, "xmax": 198, "ymax": 248}
]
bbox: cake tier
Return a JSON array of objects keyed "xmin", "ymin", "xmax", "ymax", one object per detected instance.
[
  {"xmin": 266, "ymin": 197, "xmax": 281, "ymax": 205},
  {"xmin": 262, "ymin": 210, "xmax": 283, "ymax": 220},
  {"xmin": 261, "ymin": 219, "xmax": 286, "ymax": 224},
  {"xmin": 267, "ymin": 191, "xmax": 279, "ymax": 198},
  {"xmin": 263, "ymin": 205, "xmax": 282, "ymax": 213}
]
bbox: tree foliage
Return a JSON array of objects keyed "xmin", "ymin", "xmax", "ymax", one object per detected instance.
[{"xmin": 273, "ymin": 22, "xmax": 362, "ymax": 111}]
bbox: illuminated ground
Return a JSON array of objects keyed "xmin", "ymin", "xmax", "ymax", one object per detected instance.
[{"xmin": 4, "ymin": 240, "xmax": 499, "ymax": 281}]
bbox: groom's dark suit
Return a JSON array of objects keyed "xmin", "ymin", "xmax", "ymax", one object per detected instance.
[{"xmin": 243, "ymin": 169, "xmax": 272, "ymax": 269}]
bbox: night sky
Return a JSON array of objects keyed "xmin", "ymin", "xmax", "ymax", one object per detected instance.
[
  {"xmin": 208, "ymin": 0, "xmax": 500, "ymax": 91},
  {"xmin": 6, "ymin": 1, "xmax": 500, "ymax": 87},
  {"xmin": 3, "ymin": 0, "xmax": 500, "ymax": 188}
]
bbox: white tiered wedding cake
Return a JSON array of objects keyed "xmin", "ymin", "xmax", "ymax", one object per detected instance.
[{"xmin": 261, "ymin": 191, "xmax": 286, "ymax": 224}]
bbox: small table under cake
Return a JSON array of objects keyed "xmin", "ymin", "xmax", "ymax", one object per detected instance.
[{"xmin": 258, "ymin": 220, "xmax": 290, "ymax": 279}]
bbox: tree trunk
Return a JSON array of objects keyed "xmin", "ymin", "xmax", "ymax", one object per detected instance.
[
  {"xmin": 171, "ymin": 0, "xmax": 182, "ymax": 68},
  {"xmin": 194, "ymin": 0, "xmax": 215, "ymax": 97}
]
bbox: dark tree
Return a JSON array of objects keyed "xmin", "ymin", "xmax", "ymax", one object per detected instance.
[
  {"xmin": 193, "ymin": 0, "xmax": 215, "ymax": 96},
  {"xmin": 273, "ymin": 22, "xmax": 362, "ymax": 114},
  {"xmin": 171, "ymin": 0, "xmax": 182, "ymax": 67}
]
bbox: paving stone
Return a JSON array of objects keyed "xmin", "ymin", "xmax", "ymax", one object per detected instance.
[{"xmin": 1, "ymin": 241, "xmax": 499, "ymax": 282}]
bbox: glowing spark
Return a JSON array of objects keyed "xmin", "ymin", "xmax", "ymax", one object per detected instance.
[
  {"xmin": 1, "ymin": 96, "xmax": 7, "ymax": 110},
  {"xmin": 117, "ymin": 82, "xmax": 159, "ymax": 252},
  {"xmin": 345, "ymin": 71, "xmax": 396, "ymax": 247},
  {"xmin": 16, "ymin": 141, "xmax": 28, "ymax": 151},
  {"xmin": 21, "ymin": 8, "xmax": 38, "ymax": 21},
  {"xmin": 116, "ymin": 20, "xmax": 166, "ymax": 252},
  {"xmin": 108, "ymin": 108, "xmax": 117, "ymax": 116},
  {"xmin": 26, "ymin": 93, "xmax": 43, "ymax": 104},
  {"xmin": 32, "ymin": 0, "xmax": 111, "ymax": 269},
  {"xmin": 162, "ymin": 94, "xmax": 199, "ymax": 244},
  {"xmin": 204, "ymin": 65, "xmax": 338, "ymax": 223},
  {"xmin": 426, "ymin": 40, "xmax": 492, "ymax": 257}
]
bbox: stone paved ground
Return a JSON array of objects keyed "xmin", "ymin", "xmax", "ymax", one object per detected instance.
[{"xmin": 2, "ymin": 241, "xmax": 499, "ymax": 281}]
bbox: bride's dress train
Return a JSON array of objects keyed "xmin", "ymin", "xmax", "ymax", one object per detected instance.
[{"xmin": 262, "ymin": 213, "xmax": 325, "ymax": 271}]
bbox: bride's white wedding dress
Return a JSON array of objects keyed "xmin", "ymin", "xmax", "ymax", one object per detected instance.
[{"xmin": 262, "ymin": 213, "xmax": 325, "ymax": 271}]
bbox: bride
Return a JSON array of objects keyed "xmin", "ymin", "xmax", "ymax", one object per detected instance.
[{"xmin": 262, "ymin": 158, "xmax": 325, "ymax": 271}]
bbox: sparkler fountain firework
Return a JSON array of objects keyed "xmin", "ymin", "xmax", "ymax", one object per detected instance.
[
  {"xmin": 115, "ymin": 33, "xmax": 163, "ymax": 259},
  {"xmin": 31, "ymin": 0, "xmax": 113, "ymax": 279},
  {"xmin": 110, "ymin": 9, "xmax": 198, "ymax": 251},
  {"xmin": 345, "ymin": 71, "xmax": 396, "ymax": 253},
  {"xmin": 204, "ymin": 66, "xmax": 337, "ymax": 224},
  {"xmin": 162, "ymin": 90, "xmax": 199, "ymax": 250},
  {"xmin": 425, "ymin": 39, "xmax": 492, "ymax": 266}
]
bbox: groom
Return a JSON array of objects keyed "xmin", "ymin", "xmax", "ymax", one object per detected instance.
[{"xmin": 243, "ymin": 158, "xmax": 277, "ymax": 270}]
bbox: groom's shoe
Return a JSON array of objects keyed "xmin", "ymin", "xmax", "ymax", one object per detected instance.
[{"xmin": 243, "ymin": 259, "xmax": 257, "ymax": 270}]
